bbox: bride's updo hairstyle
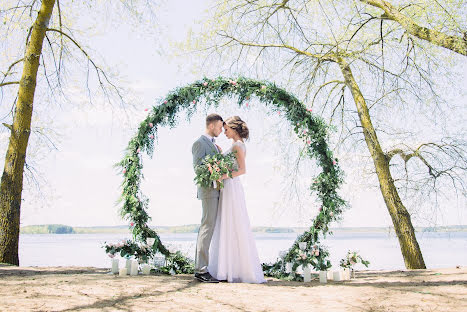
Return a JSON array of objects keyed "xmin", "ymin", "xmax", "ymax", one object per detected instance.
[{"xmin": 225, "ymin": 116, "xmax": 249, "ymax": 140}]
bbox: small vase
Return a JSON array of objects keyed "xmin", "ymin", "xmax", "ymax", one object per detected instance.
[{"xmin": 319, "ymin": 271, "xmax": 327, "ymax": 283}]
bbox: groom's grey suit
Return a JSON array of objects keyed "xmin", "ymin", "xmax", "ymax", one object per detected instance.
[{"xmin": 192, "ymin": 135, "xmax": 220, "ymax": 274}]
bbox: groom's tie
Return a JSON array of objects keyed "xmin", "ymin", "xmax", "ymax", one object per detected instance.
[{"xmin": 211, "ymin": 138, "xmax": 219, "ymax": 152}]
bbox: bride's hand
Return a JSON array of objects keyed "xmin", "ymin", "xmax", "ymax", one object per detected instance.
[
  {"xmin": 221, "ymin": 174, "xmax": 229, "ymax": 180},
  {"xmin": 216, "ymin": 144, "xmax": 222, "ymax": 153}
]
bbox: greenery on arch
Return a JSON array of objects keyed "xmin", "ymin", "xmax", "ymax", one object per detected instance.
[{"xmin": 104, "ymin": 77, "xmax": 347, "ymax": 280}]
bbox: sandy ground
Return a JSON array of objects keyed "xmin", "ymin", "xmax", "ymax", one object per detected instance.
[{"xmin": 0, "ymin": 265, "xmax": 466, "ymax": 312}]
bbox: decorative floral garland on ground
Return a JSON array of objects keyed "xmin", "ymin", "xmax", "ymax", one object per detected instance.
[{"xmin": 104, "ymin": 77, "xmax": 346, "ymax": 279}]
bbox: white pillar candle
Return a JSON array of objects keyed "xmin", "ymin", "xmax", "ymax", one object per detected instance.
[
  {"xmin": 125, "ymin": 259, "xmax": 132, "ymax": 274},
  {"xmin": 285, "ymin": 262, "xmax": 293, "ymax": 273},
  {"xmin": 111, "ymin": 258, "xmax": 119, "ymax": 274},
  {"xmin": 343, "ymin": 268, "xmax": 350, "ymax": 280},
  {"xmin": 130, "ymin": 260, "xmax": 139, "ymax": 276},
  {"xmin": 319, "ymin": 271, "xmax": 328, "ymax": 283},
  {"xmin": 303, "ymin": 266, "xmax": 311, "ymax": 282},
  {"xmin": 333, "ymin": 270, "xmax": 342, "ymax": 281},
  {"xmin": 298, "ymin": 242, "xmax": 307, "ymax": 250},
  {"xmin": 327, "ymin": 270, "xmax": 333, "ymax": 280},
  {"xmin": 119, "ymin": 267, "xmax": 127, "ymax": 277},
  {"xmin": 142, "ymin": 264, "xmax": 151, "ymax": 275}
]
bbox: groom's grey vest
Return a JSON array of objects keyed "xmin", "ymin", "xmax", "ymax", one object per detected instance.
[{"xmin": 192, "ymin": 135, "xmax": 220, "ymax": 199}]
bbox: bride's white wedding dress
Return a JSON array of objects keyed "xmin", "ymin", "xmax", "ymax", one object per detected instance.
[{"xmin": 208, "ymin": 141, "xmax": 266, "ymax": 284}]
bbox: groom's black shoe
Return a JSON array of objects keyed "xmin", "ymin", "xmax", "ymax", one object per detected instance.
[{"xmin": 194, "ymin": 272, "xmax": 219, "ymax": 283}]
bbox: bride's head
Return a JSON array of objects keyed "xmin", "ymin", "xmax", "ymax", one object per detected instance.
[{"xmin": 224, "ymin": 116, "xmax": 249, "ymax": 141}]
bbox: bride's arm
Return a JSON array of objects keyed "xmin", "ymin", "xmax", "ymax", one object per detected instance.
[{"xmin": 223, "ymin": 145, "xmax": 245, "ymax": 179}]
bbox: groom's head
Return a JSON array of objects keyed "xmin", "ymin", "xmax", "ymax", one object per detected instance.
[{"xmin": 206, "ymin": 113, "xmax": 224, "ymax": 137}]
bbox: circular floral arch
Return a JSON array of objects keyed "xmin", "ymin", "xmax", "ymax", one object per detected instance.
[{"xmin": 106, "ymin": 77, "xmax": 346, "ymax": 280}]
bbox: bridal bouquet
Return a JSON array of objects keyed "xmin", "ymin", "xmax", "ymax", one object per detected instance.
[{"xmin": 194, "ymin": 152, "xmax": 237, "ymax": 190}]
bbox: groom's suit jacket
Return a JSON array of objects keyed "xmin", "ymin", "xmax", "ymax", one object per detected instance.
[{"xmin": 192, "ymin": 135, "xmax": 220, "ymax": 199}]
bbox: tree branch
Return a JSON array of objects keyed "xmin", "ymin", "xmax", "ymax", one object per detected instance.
[
  {"xmin": 2, "ymin": 123, "xmax": 12, "ymax": 131},
  {"xmin": 46, "ymin": 27, "xmax": 125, "ymax": 104},
  {"xmin": 386, "ymin": 141, "xmax": 467, "ymax": 181},
  {"xmin": 218, "ymin": 32, "xmax": 339, "ymax": 62},
  {"xmin": 0, "ymin": 81, "xmax": 20, "ymax": 87},
  {"xmin": 360, "ymin": 0, "xmax": 467, "ymax": 56},
  {"xmin": 1, "ymin": 58, "xmax": 24, "ymax": 83}
]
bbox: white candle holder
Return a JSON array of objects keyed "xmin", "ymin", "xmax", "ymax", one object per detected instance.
[
  {"xmin": 125, "ymin": 259, "xmax": 132, "ymax": 274},
  {"xmin": 153, "ymin": 255, "xmax": 166, "ymax": 268},
  {"xmin": 111, "ymin": 258, "xmax": 119, "ymax": 274},
  {"xmin": 130, "ymin": 260, "xmax": 139, "ymax": 276},
  {"xmin": 298, "ymin": 242, "xmax": 307, "ymax": 250},
  {"xmin": 142, "ymin": 264, "xmax": 151, "ymax": 275},
  {"xmin": 343, "ymin": 268, "xmax": 350, "ymax": 280},
  {"xmin": 285, "ymin": 262, "xmax": 293, "ymax": 273},
  {"xmin": 319, "ymin": 271, "xmax": 328, "ymax": 283},
  {"xmin": 119, "ymin": 267, "xmax": 127, "ymax": 277},
  {"xmin": 333, "ymin": 270, "xmax": 342, "ymax": 282},
  {"xmin": 303, "ymin": 265, "xmax": 311, "ymax": 282}
]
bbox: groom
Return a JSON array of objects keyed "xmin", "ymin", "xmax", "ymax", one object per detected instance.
[{"xmin": 192, "ymin": 113, "xmax": 224, "ymax": 283}]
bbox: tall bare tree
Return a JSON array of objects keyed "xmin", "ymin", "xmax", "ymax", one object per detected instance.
[
  {"xmin": 0, "ymin": 0, "xmax": 57, "ymax": 266},
  {"xmin": 0, "ymin": 0, "xmax": 158, "ymax": 265},
  {"xmin": 186, "ymin": 0, "xmax": 466, "ymax": 268}
]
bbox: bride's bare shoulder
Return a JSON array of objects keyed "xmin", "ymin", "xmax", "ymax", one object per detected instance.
[{"xmin": 232, "ymin": 141, "xmax": 246, "ymax": 152}]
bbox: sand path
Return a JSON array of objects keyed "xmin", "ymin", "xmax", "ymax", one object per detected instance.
[{"xmin": 1, "ymin": 266, "xmax": 465, "ymax": 311}]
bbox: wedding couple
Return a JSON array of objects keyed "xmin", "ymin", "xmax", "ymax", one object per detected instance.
[{"xmin": 191, "ymin": 114, "xmax": 266, "ymax": 284}]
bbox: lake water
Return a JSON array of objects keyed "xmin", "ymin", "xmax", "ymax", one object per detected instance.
[{"xmin": 19, "ymin": 231, "xmax": 467, "ymax": 270}]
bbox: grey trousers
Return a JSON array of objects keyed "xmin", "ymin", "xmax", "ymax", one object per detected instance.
[{"xmin": 195, "ymin": 194, "xmax": 219, "ymax": 274}]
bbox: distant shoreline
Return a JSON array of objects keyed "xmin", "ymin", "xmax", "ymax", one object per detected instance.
[{"xmin": 20, "ymin": 224, "xmax": 467, "ymax": 234}]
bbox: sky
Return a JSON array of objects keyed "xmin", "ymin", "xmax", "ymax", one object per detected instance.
[{"xmin": 1, "ymin": 0, "xmax": 465, "ymax": 228}]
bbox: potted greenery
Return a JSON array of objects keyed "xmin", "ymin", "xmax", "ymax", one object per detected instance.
[
  {"xmin": 339, "ymin": 250, "xmax": 370, "ymax": 278},
  {"xmin": 294, "ymin": 244, "xmax": 331, "ymax": 283}
]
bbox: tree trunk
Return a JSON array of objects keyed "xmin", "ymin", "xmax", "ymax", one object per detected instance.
[
  {"xmin": 337, "ymin": 56, "xmax": 426, "ymax": 269},
  {"xmin": 0, "ymin": 0, "xmax": 56, "ymax": 265}
]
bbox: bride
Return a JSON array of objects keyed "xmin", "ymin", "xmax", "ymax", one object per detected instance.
[{"xmin": 208, "ymin": 116, "xmax": 266, "ymax": 284}]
